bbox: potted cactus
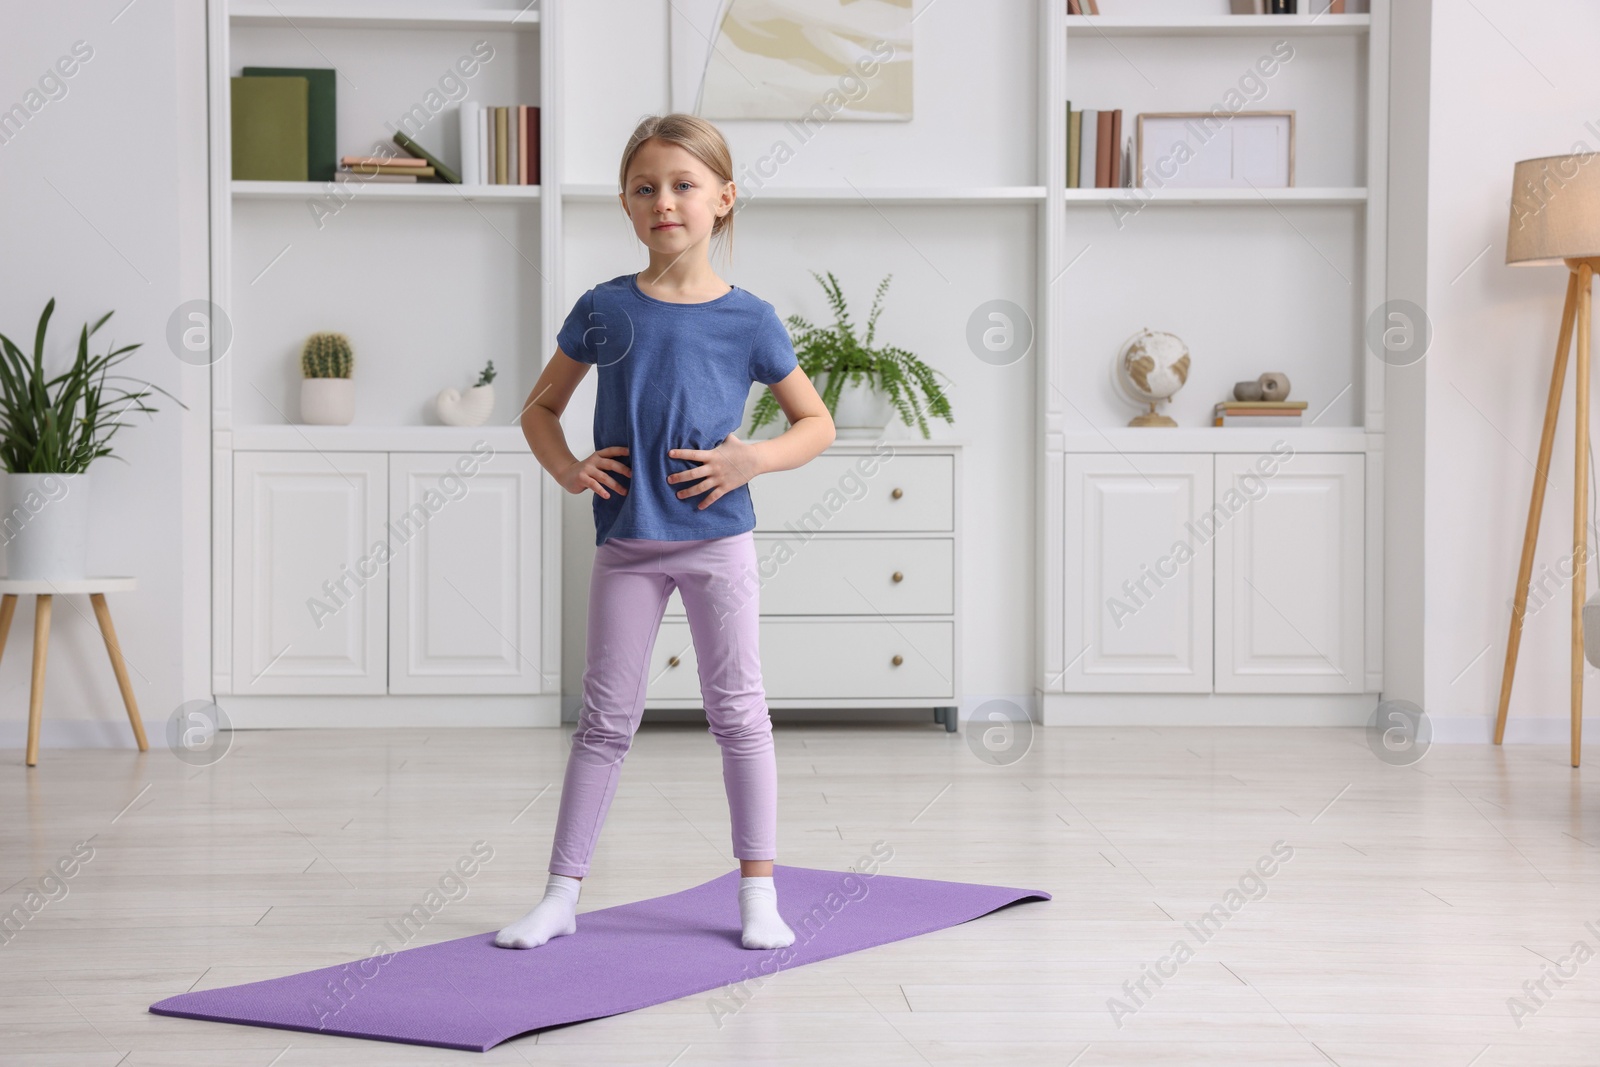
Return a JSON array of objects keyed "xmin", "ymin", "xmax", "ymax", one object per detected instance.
[
  {"xmin": 436, "ymin": 359, "xmax": 496, "ymax": 427},
  {"xmin": 300, "ymin": 332, "xmax": 354, "ymax": 425}
]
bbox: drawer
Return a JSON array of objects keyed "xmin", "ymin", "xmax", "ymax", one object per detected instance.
[
  {"xmin": 645, "ymin": 620, "xmax": 954, "ymax": 701},
  {"xmin": 750, "ymin": 454, "xmax": 952, "ymax": 532},
  {"xmin": 663, "ymin": 537, "xmax": 953, "ymax": 616}
]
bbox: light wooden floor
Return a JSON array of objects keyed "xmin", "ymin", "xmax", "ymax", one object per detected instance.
[{"xmin": 3, "ymin": 720, "xmax": 1599, "ymax": 1065}]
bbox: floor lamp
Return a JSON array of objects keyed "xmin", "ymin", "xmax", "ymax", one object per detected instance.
[{"xmin": 1495, "ymin": 153, "xmax": 1600, "ymax": 768}]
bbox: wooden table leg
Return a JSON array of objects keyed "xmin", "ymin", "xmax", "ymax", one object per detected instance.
[
  {"xmin": 25, "ymin": 595, "xmax": 51, "ymax": 768},
  {"xmin": 0, "ymin": 594, "xmax": 18, "ymax": 669},
  {"xmin": 90, "ymin": 592, "xmax": 147, "ymax": 753}
]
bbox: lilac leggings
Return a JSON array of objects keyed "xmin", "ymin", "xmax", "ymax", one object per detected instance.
[{"xmin": 548, "ymin": 530, "xmax": 777, "ymax": 877}]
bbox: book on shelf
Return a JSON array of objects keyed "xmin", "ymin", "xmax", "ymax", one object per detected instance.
[
  {"xmin": 1065, "ymin": 107, "xmax": 1128, "ymax": 189},
  {"xmin": 1215, "ymin": 400, "xmax": 1308, "ymax": 408},
  {"xmin": 1079, "ymin": 109, "xmax": 1097, "ymax": 189},
  {"xmin": 334, "ymin": 171, "xmax": 419, "ymax": 184},
  {"xmin": 1215, "ymin": 414, "xmax": 1302, "ymax": 427},
  {"xmin": 1268, "ymin": 0, "xmax": 1298, "ymax": 11},
  {"xmin": 341, "ymin": 155, "xmax": 427, "ymax": 168},
  {"xmin": 460, "ymin": 104, "xmax": 539, "ymax": 186},
  {"xmin": 240, "ymin": 66, "xmax": 335, "ymax": 182},
  {"xmin": 1213, "ymin": 400, "xmax": 1308, "ymax": 426},
  {"xmin": 393, "ymin": 131, "xmax": 459, "ymax": 184},
  {"xmin": 1066, "ymin": 104, "xmax": 1081, "ymax": 190},
  {"xmin": 459, "ymin": 101, "xmax": 481, "ymax": 185},
  {"xmin": 1066, "ymin": 0, "xmax": 1099, "ymax": 12},
  {"xmin": 348, "ymin": 162, "xmax": 435, "ymax": 177},
  {"xmin": 230, "ymin": 75, "xmax": 308, "ymax": 181}
]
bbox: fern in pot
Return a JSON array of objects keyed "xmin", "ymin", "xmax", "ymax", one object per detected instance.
[
  {"xmin": 748, "ymin": 271, "xmax": 954, "ymax": 440},
  {"xmin": 0, "ymin": 299, "xmax": 174, "ymax": 578}
]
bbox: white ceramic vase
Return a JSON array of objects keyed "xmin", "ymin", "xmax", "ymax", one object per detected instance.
[
  {"xmin": 301, "ymin": 378, "xmax": 355, "ymax": 425},
  {"xmin": 817, "ymin": 372, "xmax": 893, "ymax": 439},
  {"xmin": 436, "ymin": 383, "xmax": 495, "ymax": 427},
  {"xmin": 3, "ymin": 472, "xmax": 90, "ymax": 579}
]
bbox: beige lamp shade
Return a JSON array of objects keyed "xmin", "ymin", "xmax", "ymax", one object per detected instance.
[{"xmin": 1507, "ymin": 153, "xmax": 1600, "ymax": 265}]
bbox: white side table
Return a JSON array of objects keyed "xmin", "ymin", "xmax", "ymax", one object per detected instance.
[{"xmin": 0, "ymin": 578, "xmax": 148, "ymax": 767}]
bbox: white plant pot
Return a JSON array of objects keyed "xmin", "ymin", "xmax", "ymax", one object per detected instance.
[
  {"xmin": 3, "ymin": 472, "xmax": 90, "ymax": 579},
  {"xmin": 817, "ymin": 372, "xmax": 893, "ymax": 439},
  {"xmin": 436, "ymin": 383, "xmax": 495, "ymax": 427},
  {"xmin": 301, "ymin": 378, "xmax": 355, "ymax": 425}
]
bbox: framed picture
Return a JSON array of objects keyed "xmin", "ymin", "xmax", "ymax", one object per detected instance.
[{"xmin": 1135, "ymin": 111, "xmax": 1295, "ymax": 189}]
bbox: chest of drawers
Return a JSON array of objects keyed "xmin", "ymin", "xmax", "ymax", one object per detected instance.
[{"xmin": 643, "ymin": 440, "xmax": 963, "ymax": 729}]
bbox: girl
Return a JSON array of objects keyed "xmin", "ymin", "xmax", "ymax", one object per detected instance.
[{"xmin": 496, "ymin": 114, "xmax": 836, "ymax": 951}]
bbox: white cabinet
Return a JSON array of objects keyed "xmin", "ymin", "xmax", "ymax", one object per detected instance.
[
  {"xmin": 645, "ymin": 441, "xmax": 963, "ymax": 728},
  {"xmin": 1213, "ymin": 453, "xmax": 1364, "ymax": 694},
  {"xmin": 231, "ymin": 451, "xmax": 388, "ymax": 695},
  {"xmin": 231, "ymin": 447, "xmax": 542, "ymax": 697},
  {"xmin": 1061, "ymin": 448, "xmax": 1364, "ymax": 697},
  {"xmin": 1061, "ymin": 454, "xmax": 1213, "ymax": 692},
  {"xmin": 388, "ymin": 452, "xmax": 542, "ymax": 694}
]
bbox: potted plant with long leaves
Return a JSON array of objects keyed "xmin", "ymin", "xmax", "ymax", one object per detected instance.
[
  {"xmin": 748, "ymin": 271, "xmax": 954, "ymax": 439},
  {"xmin": 0, "ymin": 298, "xmax": 177, "ymax": 578}
]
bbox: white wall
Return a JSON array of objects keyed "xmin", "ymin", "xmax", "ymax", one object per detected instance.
[
  {"xmin": 1425, "ymin": 0, "xmax": 1600, "ymax": 738},
  {"xmin": 0, "ymin": 1, "xmax": 210, "ymax": 751}
]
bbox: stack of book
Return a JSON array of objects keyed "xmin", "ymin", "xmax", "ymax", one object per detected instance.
[
  {"xmin": 1066, "ymin": 104, "xmax": 1128, "ymax": 189},
  {"xmin": 1213, "ymin": 400, "xmax": 1308, "ymax": 427},
  {"xmin": 1065, "ymin": 0, "xmax": 1100, "ymax": 11},
  {"xmin": 458, "ymin": 103, "xmax": 540, "ymax": 186},
  {"xmin": 231, "ymin": 66, "xmax": 335, "ymax": 181},
  {"xmin": 1231, "ymin": 0, "xmax": 1347, "ymax": 11},
  {"xmin": 336, "ymin": 155, "xmax": 435, "ymax": 184}
]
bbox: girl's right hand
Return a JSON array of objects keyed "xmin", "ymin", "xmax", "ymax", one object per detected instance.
[{"xmin": 561, "ymin": 446, "xmax": 630, "ymax": 499}]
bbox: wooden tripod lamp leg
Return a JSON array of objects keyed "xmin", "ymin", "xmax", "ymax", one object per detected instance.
[
  {"xmin": 1574, "ymin": 262, "xmax": 1593, "ymax": 769},
  {"xmin": 1496, "ymin": 270, "xmax": 1581, "ymax": 745}
]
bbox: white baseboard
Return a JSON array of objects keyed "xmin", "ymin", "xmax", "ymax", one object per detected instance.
[
  {"xmin": 216, "ymin": 694, "xmax": 563, "ymax": 729},
  {"xmin": 1039, "ymin": 691, "xmax": 1378, "ymax": 726},
  {"xmin": 0, "ymin": 719, "xmax": 143, "ymax": 752},
  {"xmin": 1428, "ymin": 714, "xmax": 1600, "ymax": 745}
]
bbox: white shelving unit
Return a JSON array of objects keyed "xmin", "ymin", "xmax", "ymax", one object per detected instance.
[
  {"xmin": 1038, "ymin": 0, "xmax": 1389, "ymax": 726},
  {"xmin": 205, "ymin": 0, "xmax": 565, "ymax": 726}
]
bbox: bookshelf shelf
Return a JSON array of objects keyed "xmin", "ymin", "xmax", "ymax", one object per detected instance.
[
  {"xmin": 562, "ymin": 184, "xmax": 1048, "ymax": 205},
  {"xmin": 229, "ymin": 3, "xmax": 541, "ymax": 32},
  {"xmin": 1063, "ymin": 186, "xmax": 1367, "ymax": 206},
  {"xmin": 232, "ymin": 180, "xmax": 541, "ymax": 202},
  {"xmin": 228, "ymin": 424, "xmax": 530, "ymax": 453},
  {"xmin": 1056, "ymin": 426, "xmax": 1367, "ymax": 454},
  {"xmin": 1064, "ymin": 14, "xmax": 1369, "ymax": 37}
]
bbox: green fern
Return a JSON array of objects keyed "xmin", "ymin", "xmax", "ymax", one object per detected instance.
[{"xmin": 749, "ymin": 271, "xmax": 954, "ymax": 439}]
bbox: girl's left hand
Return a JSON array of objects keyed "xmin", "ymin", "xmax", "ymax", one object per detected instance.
[{"xmin": 667, "ymin": 432, "xmax": 760, "ymax": 510}]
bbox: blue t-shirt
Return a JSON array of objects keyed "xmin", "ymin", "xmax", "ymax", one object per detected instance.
[{"xmin": 556, "ymin": 272, "xmax": 800, "ymax": 546}]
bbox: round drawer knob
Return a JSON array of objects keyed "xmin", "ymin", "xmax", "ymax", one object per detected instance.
[
  {"xmin": 891, "ymin": 487, "xmax": 904, "ymax": 499},
  {"xmin": 891, "ymin": 654, "xmax": 904, "ymax": 667},
  {"xmin": 892, "ymin": 571, "xmax": 904, "ymax": 583},
  {"xmin": 667, "ymin": 655, "xmax": 681, "ymax": 668}
]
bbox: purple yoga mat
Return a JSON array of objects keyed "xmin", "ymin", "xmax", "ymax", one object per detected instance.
[{"xmin": 149, "ymin": 864, "xmax": 1049, "ymax": 1052}]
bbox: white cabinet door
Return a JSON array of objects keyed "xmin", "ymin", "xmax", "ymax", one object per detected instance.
[
  {"xmin": 387, "ymin": 450, "xmax": 542, "ymax": 694},
  {"xmin": 1213, "ymin": 452, "xmax": 1364, "ymax": 693},
  {"xmin": 232, "ymin": 451, "xmax": 388, "ymax": 694},
  {"xmin": 1062, "ymin": 454, "xmax": 1213, "ymax": 692}
]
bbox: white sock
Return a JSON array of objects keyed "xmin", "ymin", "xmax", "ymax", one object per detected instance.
[
  {"xmin": 738, "ymin": 875, "xmax": 795, "ymax": 950},
  {"xmin": 495, "ymin": 874, "xmax": 581, "ymax": 949}
]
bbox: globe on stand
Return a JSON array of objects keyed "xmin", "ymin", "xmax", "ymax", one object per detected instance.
[{"xmin": 1114, "ymin": 328, "xmax": 1190, "ymax": 428}]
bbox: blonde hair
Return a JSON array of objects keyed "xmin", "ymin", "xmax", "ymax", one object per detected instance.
[{"xmin": 618, "ymin": 113, "xmax": 735, "ymax": 259}]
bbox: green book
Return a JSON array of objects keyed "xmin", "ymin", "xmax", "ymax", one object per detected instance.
[
  {"xmin": 1067, "ymin": 106, "xmax": 1081, "ymax": 190},
  {"xmin": 392, "ymin": 131, "xmax": 461, "ymax": 185},
  {"xmin": 230, "ymin": 76, "xmax": 308, "ymax": 181},
  {"xmin": 242, "ymin": 66, "xmax": 336, "ymax": 182}
]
